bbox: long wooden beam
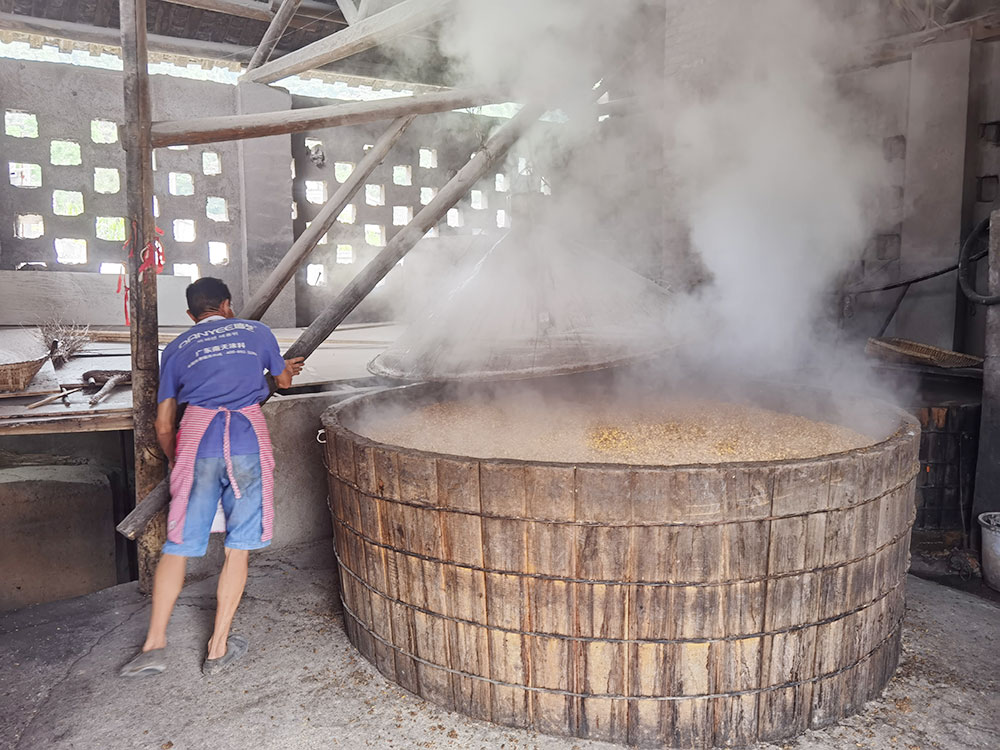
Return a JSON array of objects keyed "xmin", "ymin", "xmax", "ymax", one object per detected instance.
[
  {"xmin": 335, "ymin": 0, "xmax": 359, "ymax": 24},
  {"xmin": 240, "ymin": 115, "xmax": 414, "ymax": 320},
  {"xmin": 242, "ymin": 0, "xmax": 450, "ymax": 84},
  {"xmin": 150, "ymin": 86, "xmax": 499, "ymax": 147},
  {"xmin": 284, "ymin": 103, "xmax": 545, "ymax": 360},
  {"xmin": 161, "ymin": 0, "xmax": 347, "ymax": 25},
  {"xmin": 120, "ymin": 0, "xmax": 166, "ymax": 592},
  {"xmin": 862, "ymin": 10, "xmax": 1000, "ymax": 67},
  {"xmin": 246, "ymin": 0, "xmax": 303, "ymax": 71}
]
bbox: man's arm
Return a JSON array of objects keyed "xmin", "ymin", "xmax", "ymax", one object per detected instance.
[
  {"xmin": 274, "ymin": 357, "xmax": 305, "ymax": 390},
  {"xmin": 156, "ymin": 398, "xmax": 178, "ymax": 467}
]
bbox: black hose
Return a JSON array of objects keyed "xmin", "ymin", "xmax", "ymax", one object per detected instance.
[{"xmin": 958, "ymin": 216, "xmax": 1000, "ymax": 305}]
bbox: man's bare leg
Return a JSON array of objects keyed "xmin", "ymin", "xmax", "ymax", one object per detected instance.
[
  {"xmin": 206, "ymin": 548, "xmax": 249, "ymax": 659},
  {"xmin": 142, "ymin": 553, "xmax": 187, "ymax": 652}
]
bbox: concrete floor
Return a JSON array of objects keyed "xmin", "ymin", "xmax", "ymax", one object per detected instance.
[{"xmin": 2, "ymin": 542, "xmax": 998, "ymax": 750}]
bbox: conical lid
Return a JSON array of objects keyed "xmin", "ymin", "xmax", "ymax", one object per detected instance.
[{"xmin": 368, "ymin": 196, "xmax": 674, "ymax": 382}]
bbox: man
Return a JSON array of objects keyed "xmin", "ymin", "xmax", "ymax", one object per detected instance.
[{"xmin": 120, "ymin": 277, "xmax": 305, "ymax": 677}]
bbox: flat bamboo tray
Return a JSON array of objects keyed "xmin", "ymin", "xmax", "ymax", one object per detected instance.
[{"xmin": 866, "ymin": 337, "xmax": 983, "ymax": 369}]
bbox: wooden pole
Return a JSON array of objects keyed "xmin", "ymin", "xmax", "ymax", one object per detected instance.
[
  {"xmin": 120, "ymin": 0, "xmax": 167, "ymax": 593},
  {"xmin": 246, "ymin": 0, "xmax": 303, "ymax": 72},
  {"xmin": 151, "ymin": 88, "xmax": 498, "ymax": 148},
  {"xmin": 242, "ymin": 0, "xmax": 451, "ymax": 84},
  {"xmin": 973, "ymin": 210, "xmax": 1000, "ymax": 546},
  {"xmin": 284, "ymin": 103, "xmax": 545, "ymax": 360},
  {"xmin": 240, "ymin": 115, "xmax": 414, "ymax": 321}
]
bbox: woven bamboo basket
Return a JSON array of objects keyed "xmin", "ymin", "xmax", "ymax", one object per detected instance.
[
  {"xmin": 0, "ymin": 354, "xmax": 47, "ymax": 393},
  {"xmin": 866, "ymin": 337, "xmax": 983, "ymax": 369}
]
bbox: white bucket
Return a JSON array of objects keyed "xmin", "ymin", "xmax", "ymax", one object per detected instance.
[{"xmin": 978, "ymin": 512, "xmax": 1000, "ymax": 591}]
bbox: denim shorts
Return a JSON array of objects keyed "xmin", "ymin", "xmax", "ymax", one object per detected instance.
[{"xmin": 161, "ymin": 454, "xmax": 270, "ymax": 558}]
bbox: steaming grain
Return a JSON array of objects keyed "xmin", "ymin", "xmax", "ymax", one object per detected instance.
[{"xmin": 360, "ymin": 398, "xmax": 874, "ymax": 465}]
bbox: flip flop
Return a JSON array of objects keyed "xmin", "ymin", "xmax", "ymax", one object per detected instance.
[
  {"xmin": 119, "ymin": 648, "xmax": 167, "ymax": 678},
  {"xmin": 202, "ymin": 634, "xmax": 249, "ymax": 676}
]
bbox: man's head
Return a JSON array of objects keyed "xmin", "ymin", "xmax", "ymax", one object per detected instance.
[{"xmin": 186, "ymin": 277, "xmax": 235, "ymax": 322}]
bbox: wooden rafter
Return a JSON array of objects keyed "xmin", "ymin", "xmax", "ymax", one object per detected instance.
[
  {"xmin": 242, "ymin": 0, "xmax": 451, "ymax": 84},
  {"xmin": 149, "ymin": 87, "xmax": 499, "ymax": 147},
  {"xmin": 160, "ymin": 0, "xmax": 347, "ymax": 26},
  {"xmin": 246, "ymin": 0, "xmax": 303, "ymax": 70}
]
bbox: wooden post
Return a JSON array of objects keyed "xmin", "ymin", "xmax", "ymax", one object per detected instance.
[
  {"xmin": 284, "ymin": 103, "xmax": 545, "ymax": 360},
  {"xmin": 241, "ymin": 115, "xmax": 414, "ymax": 321},
  {"xmin": 150, "ymin": 87, "xmax": 498, "ymax": 148},
  {"xmin": 974, "ymin": 210, "xmax": 1000, "ymax": 546},
  {"xmin": 121, "ymin": 0, "xmax": 167, "ymax": 593},
  {"xmin": 246, "ymin": 0, "xmax": 303, "ymax": 72}
]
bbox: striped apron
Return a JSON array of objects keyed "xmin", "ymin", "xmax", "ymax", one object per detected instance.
[{"xmin": 166, "ymin": 404, "xmax": 275, "ymax": 545}]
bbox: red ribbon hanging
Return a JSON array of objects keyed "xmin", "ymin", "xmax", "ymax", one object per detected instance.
[{"xmin": 117, "ymin": 222, "xmax": 166, "ymax": 325}]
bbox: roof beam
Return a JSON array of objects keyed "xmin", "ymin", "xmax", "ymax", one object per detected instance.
[
  {"xmin": 150, "ymin": 86, "xmax": 498, "ymax": 147},
  {"xmin": 243, "ymin": 0, "xmax": 450, "ymax": 83},
  {"xmin": 246, "ymin": 0, "xmax": 303, "ymax": 70},
  {"xmin": 159, "ymin": 0, "xmax": 346, "ymax": 25},
  {"xmin": 862, "ymin": 10, "xmax": 1000, "ymax": 67},
  {"xmin": 335, "ymin": 0, "xmax": 359, "ymax": 24}
]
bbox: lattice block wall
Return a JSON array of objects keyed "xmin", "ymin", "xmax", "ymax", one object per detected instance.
[
  {"xmin": 0, "ymin": 59, "xmax": 250, "ymax": 313},
  {"xmin": 290, "ymin": 96, "xmax": 549, "ymax": 326}
]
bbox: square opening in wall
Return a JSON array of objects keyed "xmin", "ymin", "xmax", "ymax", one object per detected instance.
[
  {"xmin": 53, "ymin": 190, "xmax": 84, "ymax": 216},
  {"xmin": 202, "ymin": 152, "xmax": 222, "ymax": 176},
  {"xmin": 151, "ymin": 152, "xmax": 157, "ymax": 171},
  {"xmin": 291, "ymin": 201, "xmax": 298, "ymax": 220},
  {"xmin": 16, "ymin": 262, "xmax": 47, "ymax": 270},
  {"xmin": 338, "ymin": 204, "xmax": 356, "ymax": 224},
  {"xmin": 495, "ymin": 173, "xmax": 509, "ymax": 192},
  {"xmin": 424, "ymin": 226, "xmax": 438, "ymax": 238},
  {"xmin": 393, "ymin": 206, "xmax": 413, "ymax": 226},
  {"xmin": 419, "ymin": 148, "xmax": 437, "ymax": 169},
  {"xmin": 540, "ymin": 179, "xmax": 552, "ymax": 196},
  {"xmin": 9, "ymin": 162, "xmax": 42, "ymax": 188},
  {"xmin": 471, "ymin": 190, "xmax": 487, "ymax": 210},
  {"xmin": 94, "ymin": 167, "xmax": 120, "ymax": 194},
  {"xmin": 365, "ymin": 224, "xmax": 385, "ymax": 246},
  {"xmin": 496, "ymin": 209, "xmax": 510, "ymax": 228},
  {"xmin": 363, "ymin": 144, "xmax": 374, "ymax": 152},
  {"xmin": 393, "ymin": 165, "xmax": 412, "ymax": 186},
  {"xmin": 91, "ymin": 120, "xmax": 118, "ymax": 144},
  {"xmin": 209, "ymin": 241, "xmax": 229, "ymax": 266},
  {"xmin": 336, "ymin": 244, "xmax": 354, "ymax": 264},
  {"xmin": 100, "ymin": 262, "xmax": 125, "ymax": 275},
  {"xmin": 54, "ymin": 238, "xmax": 87, "ymax": 264},
  {"xmin": 420, "ymin": 187, "xmax": 436, "ymax": 205},
  {"xmin": 5, "ymin": 111, "xmax": 38, "ymax": 138},
  {"xmin": 447, "ymin": 208, "xmax": 464, "ymax": 227},
  {"xmin": 50, "ymin": 141, "xmax": 82, "ymax": 166},
  {"xmin": 334, "ymin": 162, "xmax": 354, "ymax": 183},
  {"xmin": 291, "ymin": 159, "xmax": 296, "ymax": 179},
  {"xmin": 517, "ymin": 157, "xmax": 531, "ymax": 176},
  {"xmin": 206, "ymin": 196, "xmax": 229, "ymax": 222},
  {"xmin": 305, "ymin": 180, "xmax": 327, "ymax": 204},
  {"xmin": 96, "ymin": 216, "xmax": 126, "ymax": 242},
  {"xmin": 168, "ymin": 172, "xmax": 195, "ymax": 196},
  {"xmin": 173, "ymin": 263, "xmax": 199, "ymax": 280},
  {"xmin": 153, "ymin": 195, "xmax": 160, "ymax": 217},
  {"xmin": 304, "ymin": 137, "xmax": 323, "ymax": 150},
  {"xmin": 365, "ymin": 184, "xmax": 385, "ymax": 206},
  {"xmin": 305, "ymin": 221, "xmax": 329, "ymax": 244},
  {"xmin": 306, "ymin": 264, "xmax": 326, "ymax": 286},
  {"xmin": 173, "ymin": 219, "xmax": 196, "ymax": 242},
  {"xmin": 14, "ymin": 214, "xmax": 44, "ymax": 239},
  {"xmin": 167, "ymin": 145, "xmax": 188, "ymax": 151}
]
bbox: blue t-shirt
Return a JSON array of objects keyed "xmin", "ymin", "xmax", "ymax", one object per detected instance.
[{"xmin": 158, "ymin": 317, "xmax": 286, "ymax": 458}]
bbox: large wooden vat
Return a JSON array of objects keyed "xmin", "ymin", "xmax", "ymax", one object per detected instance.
[{"xmin": 321, "ymin": 383, "xmax": 920, "ymax": 748}]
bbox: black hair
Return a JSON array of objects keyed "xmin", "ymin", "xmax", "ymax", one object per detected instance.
[{"xmin": 186, "ymin": 277, "xmax": 231, "ymax": 317}]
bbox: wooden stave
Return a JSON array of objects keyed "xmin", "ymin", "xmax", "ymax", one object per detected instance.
[{"xmin": 322, "ymin": 392, "xmax": 918, "ymax": 747}]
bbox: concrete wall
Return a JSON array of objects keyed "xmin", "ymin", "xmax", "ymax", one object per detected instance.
[
  {"xmin": 0, "ymin": 58, "xmax": 295, "ymax": 326},
  {"xmin": 0, "ymin": 465, "xmax": 116, "ymax": 611}
]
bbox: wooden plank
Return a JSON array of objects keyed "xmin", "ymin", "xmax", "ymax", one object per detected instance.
[
  {"xmin": 121, "ymin": 0, "xmax": 168, "ymax": 592},
  {"xmin": 284, "ymin": 102, "xmax": 544, "ymax": 360},
  {"xmin": 160, "ymin": 0, "xmax": 346, "ymax": 26},
  {"xmin": 0, "ymin": 413, "xmax": 133, "ymax": 435},
  {"xmin": 335, "ymin": 0, "xmax": 359, "ymax": 24},
  {"xmin": 243, "ymin": 0, "xmax": 451, "ymax": 84},
  {"xmin": 0, "ymin": 272, "xmax": 190, "ymax": 327},
  {"xmin": 150, "ymin": 87, "xmax": 498, "ymax": 147},
  {"xmin": 240, "ymin": 115, "xmax": 413, "ymax": 320},
  {"xmin": 246, "ymin": 0, "xmax": 303, "ymax": 71}
]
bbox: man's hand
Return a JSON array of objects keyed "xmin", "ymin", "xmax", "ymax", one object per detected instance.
[{"xmin": 275, "ymin": 357, "xmax": 306, "ymax": 389}]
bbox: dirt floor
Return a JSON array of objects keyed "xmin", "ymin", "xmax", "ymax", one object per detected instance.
[{"xmin": 1, "ymin": 541, "xmax": 998, "ymax": 750}]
